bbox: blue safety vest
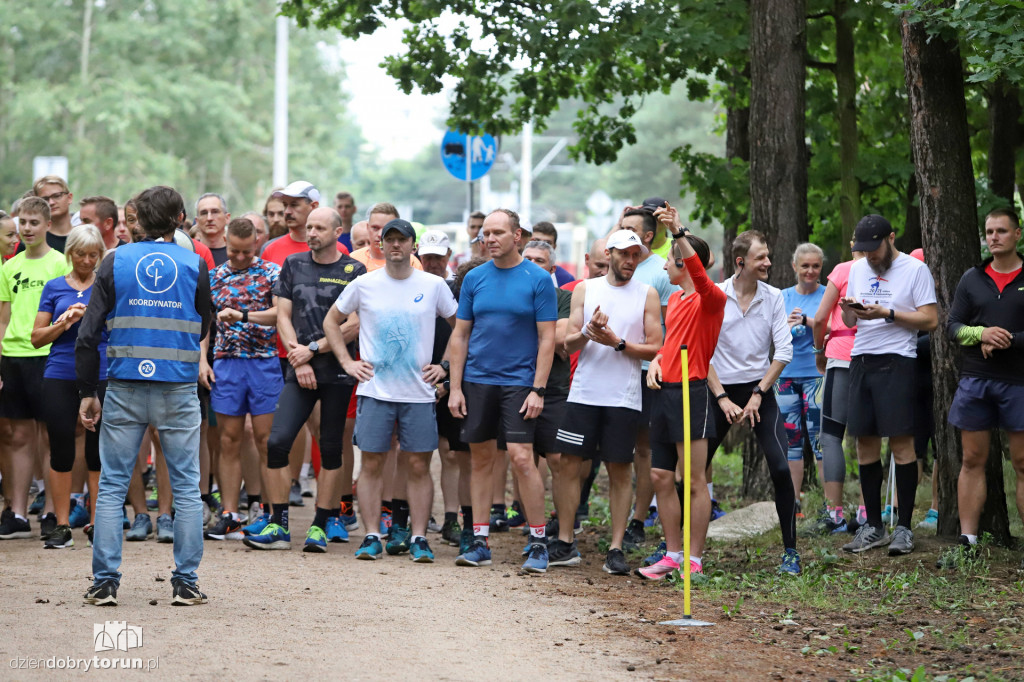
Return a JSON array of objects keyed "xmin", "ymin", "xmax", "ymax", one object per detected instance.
[{"xmin": 107, "ymin": 241, "xmax": 202, "ymax": 382}]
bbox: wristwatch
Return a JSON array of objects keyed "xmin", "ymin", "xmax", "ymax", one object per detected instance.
[
  {"xmin": 441, "ymin": 360, "xmax": 450, "ymax": 376},
  {"xmin": 715, "ymin": 392, "xmax": 728, "ymax": 402},
  {"xmin": 530, "ymin": 386, "xmax": 546, "ymax": 397},
  {"xmin": 241, "ymin": 310, "xmax": 249, "ymax": 323},
  {"xmin": 308, "ymin": 341, "xmax": 319, "ymax": 353},
  {"xmin": 751, "ymin": 385, "xmax": 764, "ymax": 397},
  {"xmin": 672, "ymin": 227, "xmax": 690, "ymax": 240},
  {"xmin": 615, "ymin": 338, "xmax": 627, "ymax": 352},
  {"xmin": 885, "ymin": 308, "xmax": 896, "ymax": 324}
]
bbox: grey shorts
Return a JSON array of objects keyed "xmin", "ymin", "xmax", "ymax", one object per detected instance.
[{"xmin": 355, "ymin": 396, "xmax": 438, "ymax": 453}]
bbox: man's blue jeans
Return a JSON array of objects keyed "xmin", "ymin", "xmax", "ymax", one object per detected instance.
[{"xmin": 92, "ymin": 380, "xmax": 203, "ymax": 586}]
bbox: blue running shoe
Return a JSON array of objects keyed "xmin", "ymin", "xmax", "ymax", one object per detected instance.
[
  {"xmin": 643, "ymin": 508, "xmax": 660, "ymax": 528},
  {"xmin": 340, "ymin": 501, "xmax": 359, "ymax": 531},
  {"xmin": 830, "ymin": 520, "xmax": 849, "ymax": 535},
  {"xmin": 355, "ymin": 535, "xmax": 383, "ymax": 560},
  {"xmin": 29, "ymin": 491, "xmax": 46, "ymax": 515},
  {"xmin": 916, "ymin": 508, "xmax": 939, "ymax": 531},
  {"xmin": 710, "ymin": 499, "xmax": 726, "ymax": 521},
  {"xmin": 242, "ymin": 513, "xmax": 270, "ymax": 536},
  {"xmin": 69, "ymin": 497, "xmax": 89, "ymax": 529},
  {"xmin": 881, "ymin": 504, "xmax": 893, "ymax": 524},
  {"xmin": 779, "ymin": 548, "xmax": 802, "ymax": 575},
  {"xmin": 642, "ymin": 541, "xmax": 667, "ymax": 567},
  {"xmin": 325, "ymin": 516, "xmax": 349, "ymax": 543},
  {"xmin": 456, "ymin": 539, "xmax": 492, "ymax": 567},
  {"xmin": 303, "ymin": 525, "xmax": 328, "ymax": 553},
  {"xmin": 122, "ymin": 506, "xmax": 131, "ymax": 530},
  {"xmin": 522, "ymin": 541, "xmax": 549, "ymax": 574},
  {"xmin": 410, "ymin": 537, "xmax": 435, "ymax": 563},
  {"xmin": 386, "ymin": 525, "xmax": 411, "ymax": 555},
  {"xmin": 379, "ymin": 512, "xmax": 393, "ymax": 537},
  {"xmin": 458, "ymin": 528, "xmax": 474, "ymax": 555},
  {"xmin": 242, "ymin": 523, "xmax": 291, "ymax": 550}
]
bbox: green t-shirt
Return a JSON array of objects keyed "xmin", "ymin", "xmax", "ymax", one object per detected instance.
[{"xmin": 0, "ymin": 249, "xmax": 70, "ymax": 356}]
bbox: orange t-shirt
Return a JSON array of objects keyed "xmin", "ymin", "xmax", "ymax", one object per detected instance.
[
  {"xmin": 658, "ymin": 255, "xmax": 727, "ymax": 382},
  {"xmin": 349, "ymin": 247, "xmax": 422, "ymax": 272}
]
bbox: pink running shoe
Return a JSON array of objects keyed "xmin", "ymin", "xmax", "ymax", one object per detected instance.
[{"xmin": 638, "ymin": 555, "xmax": 681, "ymax": 581}]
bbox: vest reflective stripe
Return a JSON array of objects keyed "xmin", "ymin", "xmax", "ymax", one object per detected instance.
[
  {"xmin": 106, "ymin": 316, "xmax": 203, "ymax": 334},
  {"xmin": 107, "ymin": 345, "xmax": 203, "ymax": 362},
  {"xmin": 108, "ymin": 242, "xmax": 201, "ymax": 383}
]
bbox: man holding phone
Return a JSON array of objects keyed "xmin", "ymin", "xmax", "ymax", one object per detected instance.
[{"xmin": 839, "ymin": 215, "xmax": 937, "ymax": 556}]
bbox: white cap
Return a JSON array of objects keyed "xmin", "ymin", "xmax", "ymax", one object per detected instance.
[
  {"xmin": 273, "ymin": 181, "xmax": 321, "ymax": 203},
  {"xmin": 418, "ymin": 229, "xmax": 451, "ymax": 256},
  {"xmin": 606, "ymin": 229, "xmax": 649, "ymax": 255}
]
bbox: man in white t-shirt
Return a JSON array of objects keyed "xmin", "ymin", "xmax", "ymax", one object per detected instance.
[
  {"xmin": 557, "ymin": 230, "xmax": 663, "ymax": 575},
  {"xmin": 324, "ymin": 219, "xmax": 458, "ymax": 563},
  {"xmin": 840, "ymin": 215, "xmax": 937, "ymax": 556}
]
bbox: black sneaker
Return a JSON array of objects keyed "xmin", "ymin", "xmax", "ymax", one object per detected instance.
[
  {"xmin": 440, "ymin": 519, "xmax": 461, "ymax": 546},
  {"xmin": 84, "ymin": 580, "xmax": 118, "ymax": 606},
  {"xmin": 544, "ymin": 515, "xmax": 559, "ymax": 539},
  {"xmin": 204, "ymin": 512, "xmax": 244, "ymax": 541},
  {"xmin": 44, "ymin": 524, "xmax": 74, "ymax": 549},
  {"xmin": 936, "ymin": 535, "xmax": 977, "ymax": 569},
  {"xmin": 548, "ymin": 539, "xmax": 582, "ymax": 567},
  {"xmin": 39, "ymin": 512, "xmax": 57, "ymax": 539},
  {"xmin": 603, "ymin": 547, "xmax": 630, "ymax": 575},
  {"xmin": 623, "ymin": 519, "xmax": 645, "ymax": 553},
  {"xmin": 171, "ymin": 580, "xmax": 209, "ymax": 606},
  {"xmin": 489, "ymin": 509, "xmax": 509, "ymax": 533},
  {"xmin": 0, "ymin": 512, "xmax": 32, "ymax": 539}
]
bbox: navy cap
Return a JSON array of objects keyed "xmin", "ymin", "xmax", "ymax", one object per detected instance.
[
  {"xmin": 641, "ymin": 197, "xmax": 668, "ymax": 213},
  {"xmin": 382, "ymin": 219, "xmax": 416, "ymax": 240},
  {"xmin": 851, "ymin": 214, "xmax": 894, "ymax": 252}
]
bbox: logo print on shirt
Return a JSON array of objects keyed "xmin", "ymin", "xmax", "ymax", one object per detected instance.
[
  {"xmin": 868, "ymin": 276, "xmax": 888, "ymax": 296},
  {"xmin": 138, "ymin": 360, "xmax": 156, "ymax": 378},
  {"xmin": 414, "ymin": 293, "xmax": 424, "ymax": 303},
  {"xmin": 136, "ymin": 253, "xmax": 179, "ymax": 294}
]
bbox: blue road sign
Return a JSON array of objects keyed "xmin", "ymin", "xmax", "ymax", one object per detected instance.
[{"xmin": 440, "ymin": 130, "xmax": 498, "ymax": 182}]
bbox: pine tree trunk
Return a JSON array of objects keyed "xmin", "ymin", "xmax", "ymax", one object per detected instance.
[
  {"xmin": 987, "ymin": 78, "xmax": 1021, "ymax": 206},
  {"xmin": 723, "ymin": 99, "xmax": 750, "ymax": 279},
  {"xmin": 900, "ymin": 7, "xmax": 1011, "ymax": 544},
  {"xmin": 750, "ymin": 0, "xmax": 808, "ymax": 291},
  {"xmin": 834, "ymin": 0, "xmax": 859, "ymax": 260}
]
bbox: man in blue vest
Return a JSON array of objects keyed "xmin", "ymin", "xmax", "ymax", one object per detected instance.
[{"xmin": 77, "ymin": 185, "xmax": 212, "ymax": 607}]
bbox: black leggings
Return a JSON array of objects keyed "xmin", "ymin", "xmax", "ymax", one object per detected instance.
[
  {"xmin": 706, "ymin": 381, "xmax": 796, "ymax": 550},
  {"xmin": 267, "ymin": 380, "xmax": 353, "ymax": 471},
  {"xmin": 44, "ymin": 378, "xmax": 104, "ymax": 473}
]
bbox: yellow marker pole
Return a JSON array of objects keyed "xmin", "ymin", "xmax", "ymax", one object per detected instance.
[
  {"xmin": 681, "ymin": 344, "xmax": 692, "ymax": 615},
  {"xmin": 659, "ymin": 344, "xmax": 713, "ymax": 627}
]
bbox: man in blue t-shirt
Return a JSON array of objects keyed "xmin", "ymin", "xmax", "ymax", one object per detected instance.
[{"xmin": 448, "ymin": 209, "xmax": 557, "ymax": 572}]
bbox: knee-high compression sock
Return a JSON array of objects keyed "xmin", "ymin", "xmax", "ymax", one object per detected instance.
[
  {"xmin": 271, "ymin": 503, "xmax": 289, "ymax": 530},
  {"xmin": 312, "ymin": 507, "xmax": 331, "ymax": 530},
  {"xmin": 859, "ymin": 461, "xmax": 884, "ymax": 529},
  {"xmin": 461, "ymin": 505, "xmax": 474, "ymax": 529},
  {"xmin": 895, "ymin": 462, "xmax": 918, "ymax": 529}
]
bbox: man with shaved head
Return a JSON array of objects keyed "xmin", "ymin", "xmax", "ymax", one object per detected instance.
[
  {"xmin": 244, "ymin": 205, "xmax": 366, "ymax": 554},
  {"xmin": 350, "ymin": 220, "xmax": 370, "ymax": 251}
]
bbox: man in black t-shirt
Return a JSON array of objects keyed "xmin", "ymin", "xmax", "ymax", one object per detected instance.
[{"xmin": 243, "ymin": 207, "xmax": 365, "ymax": 553}]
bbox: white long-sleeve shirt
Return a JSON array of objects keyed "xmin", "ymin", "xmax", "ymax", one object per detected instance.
[{"xmin": 710, "ymin": 277, "xmax": 793, "ymax": 385}]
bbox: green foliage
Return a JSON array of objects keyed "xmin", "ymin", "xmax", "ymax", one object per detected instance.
[
  {"xmin": 890, "ymin": 0, "xmax": 1024, "ymax": 86},
  {"xmin": 282, "ymin": 0, "xmax": 748, "ymax": 165},
  {"xmin": 0, "ymin": 0, "xmax": 363, "ymax": 211}
]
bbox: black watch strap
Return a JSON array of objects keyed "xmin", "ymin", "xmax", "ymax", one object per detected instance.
[
  {"xmin": 242, "ymin": 310, "xmax": 249, "ymax": 323},
  {"xmin": 530, "ymin": 386, "xmax": 546, "ymax": 397},
  {"xmin": 751, "ymin": 385, "xmax": 764, "ymax": 396},
  {"xmin": 715, "ymin": 392, "xmax": 728, "ymax": 402},
  {"xmin": 672, "ymin": 227, "xmax": 690, "ymax": 240}
]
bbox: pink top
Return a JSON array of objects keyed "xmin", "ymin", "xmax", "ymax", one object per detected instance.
[{"xmin": 825, "ymin": 259, "xmax": 856, "ymax": 362}]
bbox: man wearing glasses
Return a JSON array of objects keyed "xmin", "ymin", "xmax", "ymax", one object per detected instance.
[{"xmin": 32, "ymin": 175, "xmax": 74, "ymax": 253}]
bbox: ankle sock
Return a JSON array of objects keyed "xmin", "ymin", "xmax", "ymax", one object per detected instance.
[{"xmin": 473, "ymin": 523, "xmax": 489, "ymax": 538}]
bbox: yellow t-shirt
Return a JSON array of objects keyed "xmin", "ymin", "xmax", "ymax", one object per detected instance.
[{"xmin": 0, "ymin": 249, "xmax": 72, "ymax": 356}]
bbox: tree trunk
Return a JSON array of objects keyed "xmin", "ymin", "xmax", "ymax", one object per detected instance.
[
  {"xmin": 900, "ymin": 7, "xmax": 1011, "ymax": 544},
  {"xmin": 834, "ymin": 0, "xmax": 859, "ymax": 259},
  {"xmin": 898, "ymin": 169, "xmax": 923, "ymax": 252},
  {"xmin": 987, "ymin": 78, "xmax": 1021, "ymax": 206},
  {"xmin": 749, "ymin": 0, "xmax": 808, "ymax": 289},
  {"xmin": 723, "ymin": 103, "xmax": 750, "ymax": 279},
  {"xmin": 76, "ymin": 0, "xmax": 94, "ymax": 143},
  {"xmin": 721, "ymin": 425, "xmax": 774, "ymax": 500}
]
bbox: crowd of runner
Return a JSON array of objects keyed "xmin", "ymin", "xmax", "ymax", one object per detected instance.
[{"xmin": 0, "ymin": 175, "xmax": 1022, "ymax": 605}]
